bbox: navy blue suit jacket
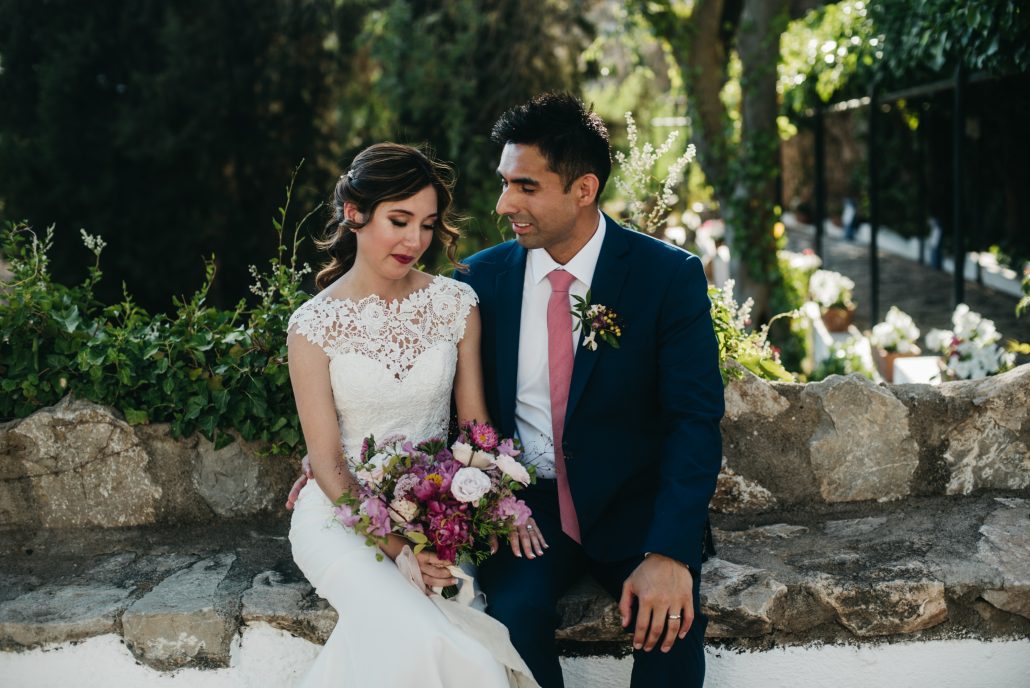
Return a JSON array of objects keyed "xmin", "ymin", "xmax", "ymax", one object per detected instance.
[{"xmin": 456, "ymin": 215, "xmax": 724, "ymax": 573}]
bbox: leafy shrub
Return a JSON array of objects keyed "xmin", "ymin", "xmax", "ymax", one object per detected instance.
[{"xmin": 0, "ymin": 174, "xmax": 315, "ymax": 455}]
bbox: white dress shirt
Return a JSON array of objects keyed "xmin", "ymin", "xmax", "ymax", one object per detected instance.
[{"xmin": 515, "ymin": 211, "xmax": 606, "ymax": 479}]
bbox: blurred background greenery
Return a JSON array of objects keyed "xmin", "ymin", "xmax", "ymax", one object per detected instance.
[{"xmin": 1, "ymin": 0, "xmax": 1027, "ymax": 313}]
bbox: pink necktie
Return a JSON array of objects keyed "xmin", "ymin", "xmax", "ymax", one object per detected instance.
[{"xmin": 546, "ymin": 269, "xmax": 581, "ymax": 543}]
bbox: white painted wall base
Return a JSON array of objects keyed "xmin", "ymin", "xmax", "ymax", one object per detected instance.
[{"xmin": 2, "ymin": 624, "xmax": 1028, "ymax": 688}]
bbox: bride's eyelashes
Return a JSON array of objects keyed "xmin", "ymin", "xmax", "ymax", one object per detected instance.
[{"xmin": 388, "ymin": 219, "xmax": 436, "ymax": 231}]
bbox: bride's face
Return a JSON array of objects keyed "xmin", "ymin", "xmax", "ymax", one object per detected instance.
[{"xmin": 350, "ymin": 185, "xmax": 437, "ymax": 280}]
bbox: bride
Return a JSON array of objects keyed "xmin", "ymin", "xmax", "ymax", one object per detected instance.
[{"xmin": 286, "ymin": 143, "xmax": 538, "ymax": 687}]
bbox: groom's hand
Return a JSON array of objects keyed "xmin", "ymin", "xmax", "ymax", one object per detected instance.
[
  {"xmin": 619, "ymin": 554, "xmax": 694, "ymax": 653},
  {"xmin": 284, "ymin": 455, "xmax": 314, "ymax": 510}
]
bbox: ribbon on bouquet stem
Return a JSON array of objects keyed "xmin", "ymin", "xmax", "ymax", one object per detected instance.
[{"xmin": 392, "ymin": 546, "xmax": 539, "ymax": 688}]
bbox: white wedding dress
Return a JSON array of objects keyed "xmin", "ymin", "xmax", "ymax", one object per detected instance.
[{"xmin": 287, "ymin": 275, "xmax": 531, "ymax": 688}]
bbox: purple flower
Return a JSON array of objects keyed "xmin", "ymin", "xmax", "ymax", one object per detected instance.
[
  {"xmin": 494, "ymin": 496, "xmax": 532, "ymax": 527},
  {"xmin": 497, "ymin": 439, "xmax": 521, "ymax": 457},
  {"xmin": 333, "ymin": 503, "xmax": 361, "ymax": 528},
  {"xmin": 360, "ymin": 498, "xmax": 391, "ymax": 537}
]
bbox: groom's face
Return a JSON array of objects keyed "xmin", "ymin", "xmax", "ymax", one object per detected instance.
[{"xmin": 495, "ymin": 143, "xmax": 579, "ymax": 254}]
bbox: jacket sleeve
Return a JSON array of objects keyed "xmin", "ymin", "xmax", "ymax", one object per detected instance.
[{"xmin": 642, "ymin": 254, "xmax": 724, "ymax": 572}]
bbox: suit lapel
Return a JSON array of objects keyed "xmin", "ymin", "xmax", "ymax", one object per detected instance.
[
  {"xmin": 565, "ymin": 216, "xmax": 631, "ymax": 423},
  {"xmin": 494, "ymin": 243, "xmax": 527, "ymax": 437}
]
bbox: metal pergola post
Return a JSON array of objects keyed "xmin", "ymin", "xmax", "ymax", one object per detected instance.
[
  {"xmin": 952, "ymin": 64, "xmax": 966, "ymax": 307},
  {"xmin": 813, "ymin": 105, "xmax": 826, "ymax": 259},
  {"xmin": 868, "ymin": 84, "xmax": 881, "ymax": 325}
]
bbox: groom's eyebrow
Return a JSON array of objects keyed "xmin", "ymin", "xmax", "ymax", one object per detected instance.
[{"xmin": 497, "ymin": 171, "xmax": 539, "ymax": 186}]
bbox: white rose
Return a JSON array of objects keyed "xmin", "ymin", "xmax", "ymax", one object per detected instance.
[
  {"xmin": 389, "ymin": 497, "xmax": 419, "ymax": 523},
  {"xmin": 494, "ymin": 454, "xmax": 531, "ymax": 486},
  {"xmin": 451, "ymin": 441, "xmax": 474, "ymax": 466},
  {"xmin": 450, "ymin": 467, "xmax": 492, "ymax": 503},
  {"xmin": 471, "ymin": 450, "xmax": 495, "ymax": 469}
]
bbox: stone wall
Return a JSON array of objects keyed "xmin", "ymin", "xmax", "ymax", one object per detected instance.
[
  {"xmin": 0, "ymin": 397, "xmax": 298, "ymax": 530},
  {"xmin": 1, "ymin": 365, "xmax": 1029, "ymax": 672},
  {"xmin": 717, "ymin": 363, "xmax": 1030, "ymax": 514},
  {"xmin": 2, "ymin": 364, "xmax": 1028, "ymax": 530}
]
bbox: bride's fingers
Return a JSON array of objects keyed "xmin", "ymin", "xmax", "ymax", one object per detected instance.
[{"xmin": 508, "ymin": 530, "xmax": 524, "ymax": 558}]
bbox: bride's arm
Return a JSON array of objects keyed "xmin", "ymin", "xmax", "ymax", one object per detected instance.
[
  {"xmin": 287, "ymin": 332, "xmax": 426, "ymax": 564},
  {"xmin": 453, "ymin": 304, "xmax": 491, "ymax": 426},
  {"xmin": 287, "ymin": 332, "xmax": 358, "ymax": 504}
]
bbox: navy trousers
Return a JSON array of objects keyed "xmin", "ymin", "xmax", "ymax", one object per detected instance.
[{"xmin": 478, "ymin": 481, "xmax": 707, "ymax": 688}]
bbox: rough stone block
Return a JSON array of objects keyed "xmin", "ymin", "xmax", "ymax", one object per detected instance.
[
  {"xmin": 121, "ymin": 553, "xmax": 238, "ymax": 670},
  {"xmin": 941, "ymin": 366, "xmax": 1030, "ymax": 495},
  {"xmin": 241, "ymin": 571, "xmax": 337, "ymax": 645},
  {"xmin": 977, "ymin": 498, "xmax": 1030, "ymax": 621},
  {"xmin": 804, "ymin": 374, "xmax": 919, "ymax": 502},
  {"xmin": 701, "ymin": 558, "xmax": 787, "ymax": 637},
  {"xmin": 808, "ymin": 563, "xmax": 948, "ymax": 636},
  {"xmin": 0, "ymin": 584, "xmax": 135, "ymax": 648},
  {"xmin": 3, "ymin": 399, "xmax": 161, "ymax": 528}
]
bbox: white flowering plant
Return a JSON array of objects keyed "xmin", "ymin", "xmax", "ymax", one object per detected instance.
[
  {"xmin": 612, "ymin": 112, "xmax": 695, "ymax": 236},
  {"xmin": 925, "ymin": 304, "xmax": 1016, "ymax": 380},
  {"xmin": 870, "ymin": 306, "xmax": 921, "ymax": 353},
  {"xmin": 809, "ymin": 269, "xmax": 855, "ymax": 310},
  {"xmin": 708, "ymin": 280, "xmax": 796, "ymax": 382}
]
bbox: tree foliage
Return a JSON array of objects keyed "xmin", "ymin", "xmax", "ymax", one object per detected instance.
[{"xmin": 870, "ymin": 0, "xmax": 1030, "ymax": 79}]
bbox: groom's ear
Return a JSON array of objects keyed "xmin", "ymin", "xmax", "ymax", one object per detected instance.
[{"xmin": 572, "ymin": 173, "xmax": 601, "ymax": 207}]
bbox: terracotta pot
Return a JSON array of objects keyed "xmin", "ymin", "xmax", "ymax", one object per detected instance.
[
  {"xmin": 875, "ymin": 346, "xmax": 921, "ymax": 383},
  {"xmin": 821, "ymin": 306, "xmax": 855, "ymax": 333}
]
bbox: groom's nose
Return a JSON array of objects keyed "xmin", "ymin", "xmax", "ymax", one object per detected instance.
[{"xmin": 495, "ymin": 187, "xmax": 516, "ymax": 217}]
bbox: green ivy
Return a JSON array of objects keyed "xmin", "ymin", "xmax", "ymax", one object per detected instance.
[{"xmin": 0, "ymin": 169, "xmax": 317, "ymax": 456}]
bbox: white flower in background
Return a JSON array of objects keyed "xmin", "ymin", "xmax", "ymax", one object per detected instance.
[
  {"xmin": 870, "ymin": 306, "xmax": 921, "ymax": 353},
  {"xmin": 809, "ymin": 270, "xmax": 855, "ymax": 309},
  {"xmin": 79, "ymin": 229, "xmax": 107, "ymax": 256},
  {"xmin": 925, "ymin": 304, "xmax": 1014, "ymax": 380},
  {"xmin": 924, "ymin": 328, "xmax": 953, "ymax": 353},
  {"xmin": 778, "ymin": 249, "xmax": 822, "ymax": 274},
  {"xmin": 450, "ymin": 467, "xmax": 492, "ymax": 503}
]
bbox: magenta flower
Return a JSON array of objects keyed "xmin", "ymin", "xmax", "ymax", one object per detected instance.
[{"xmin": 470, "ymin": 423, "xmax": 499, "ymax": 451}]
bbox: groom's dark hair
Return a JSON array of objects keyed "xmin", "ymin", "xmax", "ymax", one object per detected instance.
[{"xmin": 491, "ymin": 92, "xmax": 611, "ymax": 201}]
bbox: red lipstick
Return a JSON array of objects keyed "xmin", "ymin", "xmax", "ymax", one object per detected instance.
[{"xmin": 392, "ymin": 254, "xmax": 414, "ymax": 265}]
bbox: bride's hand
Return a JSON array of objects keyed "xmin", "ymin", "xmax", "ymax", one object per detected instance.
[
  {"xmin": 414, "ymin": 550, "xmax": 458, "ymax": 588},
  {"xmin": 509, "ymin": 518, "xmax": 547, "ymax": 559}
]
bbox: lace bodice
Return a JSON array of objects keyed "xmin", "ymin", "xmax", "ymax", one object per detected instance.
[{"xmin": 288, "ymin": 276, "xmax": 478, "ymax": 464}]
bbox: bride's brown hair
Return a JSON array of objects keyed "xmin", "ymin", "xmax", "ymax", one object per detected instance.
[{"xmin": 316, "ymin": 143, "xmax": 464, "ymax": 290}]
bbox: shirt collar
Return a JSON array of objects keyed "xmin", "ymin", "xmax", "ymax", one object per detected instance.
[{"xmin": 528, "ymin": 210, "xmax": 606, "ymax": 287}]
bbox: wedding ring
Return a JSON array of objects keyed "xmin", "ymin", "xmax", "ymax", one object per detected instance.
[
  {"xmin": 525, "ymin": 524, "xmax": 534, "ymax": 531},
  {"xmin": 667, "ymin": 614, "xmax": 682, "ymax": 620}
]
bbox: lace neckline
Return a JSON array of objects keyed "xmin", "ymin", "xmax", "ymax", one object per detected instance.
[{"xmin": 318, "ymin": 275, "xmax": 442, "ymax": 312}]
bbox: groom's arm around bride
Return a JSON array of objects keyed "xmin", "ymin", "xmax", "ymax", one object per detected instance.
[{"xmin": 457, "ymin": 92, "xmax": 723, "ymax": 688}]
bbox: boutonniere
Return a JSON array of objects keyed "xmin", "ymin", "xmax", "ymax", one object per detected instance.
[{"xmin": 571, "ymin": 290, "xmax": 623, "ymax": 351}]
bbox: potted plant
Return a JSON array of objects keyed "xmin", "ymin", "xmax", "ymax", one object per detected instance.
[
  {"xmin": 924, "ymin": 304, "xmax": 1016, "ymax": 380},
  {"xmin": 810, "ymin": 269, "xmax": 856, "ymax": 332},
  {"xmin": 869, "ymin": 306, "xmax": 921, "ymax": 382}
]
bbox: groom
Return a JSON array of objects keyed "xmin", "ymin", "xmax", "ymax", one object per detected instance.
[{"xmin": 456, "ymin": 92, "xmax": 724, "ymax": 688}]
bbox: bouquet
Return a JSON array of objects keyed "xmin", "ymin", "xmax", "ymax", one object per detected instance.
[{"xmin": 333, "ymin": 421, "xmax": 535, "ymax": 567}]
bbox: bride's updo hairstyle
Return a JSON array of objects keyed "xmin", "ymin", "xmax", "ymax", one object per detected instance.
[{"xmin": 315, "ymin": 143, "xmax": 463, "ymax": 290}]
